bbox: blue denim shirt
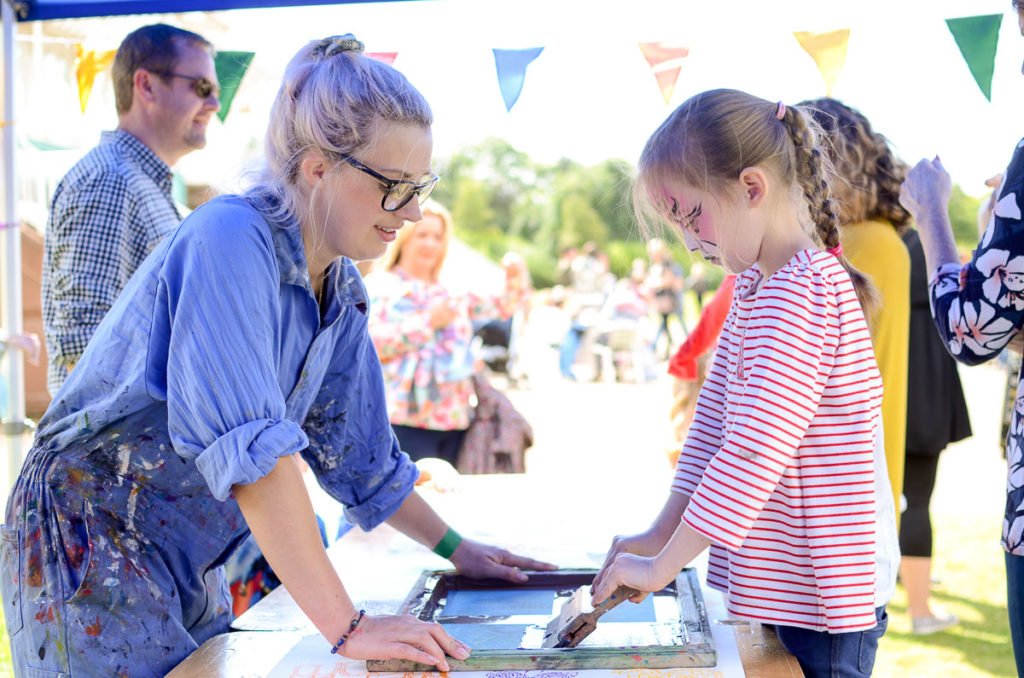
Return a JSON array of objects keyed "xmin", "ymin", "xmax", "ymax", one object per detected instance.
[{"xmin": 36, "ymin": 193, "xmax": 418, "ymax": 531}]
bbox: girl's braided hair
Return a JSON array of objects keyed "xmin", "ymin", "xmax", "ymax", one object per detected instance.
[{"xmin": 633, "ymin": 88, "xmax": 876, "ymax": 315}]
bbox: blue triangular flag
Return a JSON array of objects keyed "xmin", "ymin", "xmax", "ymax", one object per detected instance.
[{"xmin": 492, "ymin": 47, "xmax": 544, "ymax": 112}]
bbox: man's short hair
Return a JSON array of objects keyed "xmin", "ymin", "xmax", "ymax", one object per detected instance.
[{"xmin": 112, "ymin": 24, "xmax": 213, "ymax": 115}]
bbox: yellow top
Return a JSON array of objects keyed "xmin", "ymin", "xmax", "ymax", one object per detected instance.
[{"xmin": 840, "ymin": 220, "xmax": 910, "ymax": 523}]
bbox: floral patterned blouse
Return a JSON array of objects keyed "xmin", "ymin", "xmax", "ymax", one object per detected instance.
[
  {"xmin": 366, "ymin": 267, "xmax": 513, "ymax": 431},
  {"xmin": 931, "ymin": 138, "xmax": 1024, "ymax": 556}
]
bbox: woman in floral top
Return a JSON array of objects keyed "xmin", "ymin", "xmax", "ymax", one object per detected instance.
[
  {"xmin": 366, "ymin": 201, "xmax": 519, "ymax": 465},
  {"xmin": 901, "ymin": 67, "xmax": 1024, "ymax": 670}
]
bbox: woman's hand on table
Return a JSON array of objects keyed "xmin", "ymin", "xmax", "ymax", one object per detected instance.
[
  {"xmin": 449, "ymin": 538, "xmax": 558, "ymax": 583},
  {"xmin": 339, "ymin": 613, "xmax": 470, "ymax": 671}
]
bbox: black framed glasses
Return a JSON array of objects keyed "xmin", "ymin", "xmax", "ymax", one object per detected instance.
[
  {"xmin": 155, "ymin": 72, "xmax": 220, "ymax": 100},
  {"xmin": 340, "ymin": 154, "xmax": 440, "ymax": 212}
]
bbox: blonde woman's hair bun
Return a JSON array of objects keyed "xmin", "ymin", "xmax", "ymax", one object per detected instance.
[{"xmin": 312, "ymin": 34, "xmax": 365, "ymax": 61}]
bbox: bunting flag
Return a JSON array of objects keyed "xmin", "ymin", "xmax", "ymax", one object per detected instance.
[
  {"xmin": 638, "ymin": 42, "xmax": 690, "ymax": 105},
  {"xmin": 214, "ymin": 51, "xmax": 255, "ymax": 123},
  {"xmin": 367, "ymin": 52, "xmax": 398, "ymax": 65},
  {"xmin": 793, "ymin": 28, "xmax": 850, "ymax": 96},
  {"xmin": 75, "ymin": 45, "xmax": 116, "ymax": 113},
  {"xmin": 946, "ymin": 14, "xmax": 1003, "ymax": 101},
  {"xmin": 492, "ymin": 47, "xmax": 544, "ymax": 112}
]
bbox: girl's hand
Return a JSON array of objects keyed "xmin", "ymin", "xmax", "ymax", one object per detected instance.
[
  {"xmin": 339, "ymin": 613, "xmax": 470, "ymax": 671},
  {"xmin": 599, "ymin": 529, "xmax": 673, "ymax": 573},
  {"xmin": 449, "ymin": 538, "xmax": 558, "ymax": 583},
  {"xmin": 591, "ymin": 553, "xmax": 674, "ymax": 606},
  {"xmin": 900, "ymin": 157, "xmax": 953, "ymax": 227}
]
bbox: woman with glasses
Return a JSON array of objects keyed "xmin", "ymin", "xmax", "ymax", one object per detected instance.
[
  {"xmin": 1, "ymin": 34, "xmax": 553, "ymax": 677},
  {"xmin": 365, "ymin": 201, "xmax": 527, "ymax": 468}
]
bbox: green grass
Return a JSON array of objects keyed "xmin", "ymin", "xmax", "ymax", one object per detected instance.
[{"xmin": 874, "ymin": 509, "xmax": 1014, "ymax": 677}]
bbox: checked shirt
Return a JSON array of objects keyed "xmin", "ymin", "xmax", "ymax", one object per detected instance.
[{"xmin": 41, "ymin": 130, "xmax": 181, "ymax": 393}]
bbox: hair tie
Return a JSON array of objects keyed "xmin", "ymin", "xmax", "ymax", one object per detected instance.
[
  {"xmin": 775, "ymin": 101, "xmax": 786, "ymax": 120},
  {"xmin": 826, "ymin": 244, "xmax": 843, "ymax": 258},
  {"xmin": 312, "ymin": 34, "xmax": 364, "ymax": 61}
]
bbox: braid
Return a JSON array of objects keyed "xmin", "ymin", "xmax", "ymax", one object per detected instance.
[
  {"xmin": 872, "ymin": 145, "xmax": 911, "ymax": 228},
  {"xmin": 779, "ymin": 105, "xmax": 877, "ymax": 316}
]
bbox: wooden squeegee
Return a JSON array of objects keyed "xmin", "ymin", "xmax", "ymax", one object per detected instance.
[{"xmin": 540, "ymin": 585, "xmax": 640, "ymax": 649}]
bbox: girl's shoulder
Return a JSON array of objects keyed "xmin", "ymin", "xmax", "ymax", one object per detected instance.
[{"xmin": 760, "ymin": 249, "xmax": 851, "ymax": 300}]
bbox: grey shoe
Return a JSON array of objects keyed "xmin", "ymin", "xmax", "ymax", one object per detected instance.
[{"xmin": 911, "ymin": 613, "xmax": 959, "ymax": 635}]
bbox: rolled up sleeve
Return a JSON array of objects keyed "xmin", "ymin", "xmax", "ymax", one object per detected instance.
[
  {"xmin": 160, "ymin": 202, "xmax": 305, "ymax": 500},
  {"xmin": 196, "ymin": 419, "xmax": 309, "ymax": 501}
]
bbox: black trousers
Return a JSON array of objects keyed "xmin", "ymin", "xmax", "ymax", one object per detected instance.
[{"xmin": 899, "ymin": 453, "xmax": 941, "ymax": 558}]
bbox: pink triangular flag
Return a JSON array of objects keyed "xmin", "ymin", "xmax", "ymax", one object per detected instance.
[
  {"xmin": 367, "ymin": 52, "xmax": 398, "ymax": 65},
  {"xmin": 638, "ymin": 42, "xmax": 690, "ymax": 105}
]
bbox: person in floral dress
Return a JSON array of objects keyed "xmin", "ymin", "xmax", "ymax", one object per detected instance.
[
  {"xmin": 900, "ymin": 5, "xmax": 1024, "ymax": 665},
  {"xmin": 366, "ymin": 201, "xmax": 521, "ymax": 466}
]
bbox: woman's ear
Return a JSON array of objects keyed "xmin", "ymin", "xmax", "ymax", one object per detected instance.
[
  {"xmin": 298, "ymin": 152, "xmax": 329, "ymax": 190},
  {"xmin": 738, "ymin": 167, "xmax": 769, "ymax": 208}
]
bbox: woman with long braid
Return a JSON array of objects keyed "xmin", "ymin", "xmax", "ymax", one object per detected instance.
[{"xmin": 591, "ymin": 90, "xmax": 899, "ymax": 678}]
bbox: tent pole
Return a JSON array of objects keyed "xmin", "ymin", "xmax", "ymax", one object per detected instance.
[{"xmin": 1, "ymin": 0, "xmax": 27, "ymax": 492}]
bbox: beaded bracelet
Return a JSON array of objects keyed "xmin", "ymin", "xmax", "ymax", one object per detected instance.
[
  {"xmin": 330, "ymin": 609, "xmax": 365, "ymax": 655},
  {"xmin": 433, "ymin": 528, "xmax": 463, "ymax": 560}
]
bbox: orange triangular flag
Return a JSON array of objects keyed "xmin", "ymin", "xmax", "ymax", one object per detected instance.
[
  {"xmin": 793, "ymin": 29, "xmax": 850, "ymax": 96},
  {"xmin": 638, "ymin": 42, "xmax": 690, "ymax": 105},
  {"xmin": 75, "ymin": 45, "xmax": 117, "ymax": 113}
]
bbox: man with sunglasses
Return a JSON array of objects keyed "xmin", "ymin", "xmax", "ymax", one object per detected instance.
[{"xmin": 42, "ymin": 23, "xmax": 219, "ymax": 394}]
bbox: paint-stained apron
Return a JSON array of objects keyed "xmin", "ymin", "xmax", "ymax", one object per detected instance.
[{"xmin": 1, "ymin": 408, "xmax": 248, "ymax": 677}]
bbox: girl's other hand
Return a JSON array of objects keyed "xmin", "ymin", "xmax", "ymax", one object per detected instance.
[
  {"xmin": 599, "ymin": 529, "xmax": 672, "ymax": 573},
  {"xmin": 338, "ymin": 613, "xmax": 471, "ymax": 671},
  {"xmin": 591, "ymin": 553, "xmax": 671, "ymax": 606}
]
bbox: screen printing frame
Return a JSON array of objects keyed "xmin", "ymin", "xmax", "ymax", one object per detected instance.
[{"xmin": 366, "ymin": 568, "xmax": 716, "ymax": 672}]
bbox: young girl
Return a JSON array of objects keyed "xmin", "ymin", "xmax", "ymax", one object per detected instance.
[
  {"xmin": 1, "ymin": 35, "xmax": 552, "ymax": 677},
  {"xmin": 592, "ymin": 89, "xmax": 899, "ymax": 678}
]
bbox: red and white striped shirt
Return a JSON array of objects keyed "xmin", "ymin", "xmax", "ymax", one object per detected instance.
[{"xmin": 674, "ymin": 249, "xmax": 889, "ymax": 633}]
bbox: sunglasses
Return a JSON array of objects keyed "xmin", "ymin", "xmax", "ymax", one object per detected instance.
[
  {"xmin": 340, "ymin": 154, "xmax": 440, "ymax": 212},
  {"xmin": 156, "ymin": 72, "xmax": 220, "ymax": 100}
]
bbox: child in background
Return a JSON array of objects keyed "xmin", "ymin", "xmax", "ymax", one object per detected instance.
[{"xmin": 592, "ymin": 89, "xmax": 899, "ymax": 678}]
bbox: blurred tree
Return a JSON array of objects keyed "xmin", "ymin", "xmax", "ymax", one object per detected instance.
[
  {"xmin": 947, "ymin": 183, "xmax": 983, "ymax": 253},
  {"xmin": 557, "ymin": 193, "xmax": 609, "ymax": 250},
  {"xmin": 433, "ymin": 138, "xmax": 696, "ymax": 289}
]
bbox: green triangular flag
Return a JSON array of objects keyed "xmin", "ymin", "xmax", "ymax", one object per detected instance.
[
  {"xmin": 214, "ymin": 51, "xmax": 255, "ymax": 122},
  {"xmin": 946, "ymin": 14, "xmax": 1002, "ymax": 101}
]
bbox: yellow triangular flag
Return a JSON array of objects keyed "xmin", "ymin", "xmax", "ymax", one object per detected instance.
[
  {"xmin": 75, "ymin": 45, "xmax": 117, "ymax": 113},
  {"xmin": 793, "ymin": 29, "xmax": 850, "ymax": 96}
]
